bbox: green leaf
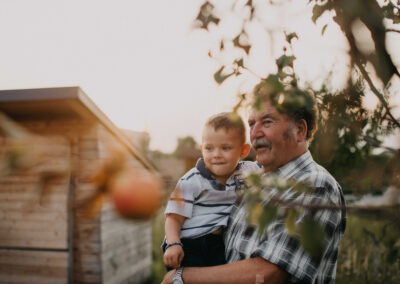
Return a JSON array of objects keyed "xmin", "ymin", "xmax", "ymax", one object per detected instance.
[
  {"xmin": 245, "ymin": 172, "xmax": 262, "ymax": 187},
  {"xmin": 299, "ymin": 217, "xmax": 325, "ymax": 259},
  {"xmin": 285, "ymin": 208, "xmax": 301, "ymax": 236},
  {"xmin": 311, "ymin": 2, "xmax": 334, "ymax": 23},
  {"xmin": 292, "ymin": 181, "xmax": 315, "ymax": 193},
  {"xmin": 248, "ymin": 202, "xmax": 263, "ymax": 226},
  {"xmin": 321, "ymin": 24, "xmax": 328, "ymax": 35},
  {"xmin": 213, "ymin": 66, "xmax": 233, "ymax": 84},
  {"xmin": 233, "ymin": 34, "xmax": 251, "ymax": 54},
  {"xmin": 194, "ymin": 1, "xmax": 220, "ymax": 30},
  {"xmin": 253, "ymin": 75, "xmax": 284, "ymax": 102},
  {"xmin": 235, "ymin": 58, "xmax": 244, "ymax": 68},
  {"xmin": 276, "ymin": 55, "xmax": 296, "ymax": 71},
  {"xmin": 312, "ymin": 4, "xmax": 325, "ymax": 23},
  {"xmin": 258, "ymin": 205, "xmax": 278, "ymax": 235},
  {"xmin": 285, "ymin": 32, "xmax": 298, "ymax": 43},
  {"xmin": 382, "ymin": 2, "xmax": 400, "ymax": 24}
]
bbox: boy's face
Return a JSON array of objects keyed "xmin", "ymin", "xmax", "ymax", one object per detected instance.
[{"xmin": 201, "ymin": 126, "xmax": 250, "ymax": 184}]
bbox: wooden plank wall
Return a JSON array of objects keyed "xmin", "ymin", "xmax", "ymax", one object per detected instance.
[
  {"xmin": 97, "ymin": 126, "xmax": 153, "ymax": 284},
  {"xmin": 72, "ymin": 122, "xmax": 102, "ymax": 284},
  {"xmin": 0, "ymin": 174, "xmax": 69, "ymax": 249},
  {"xmin": 0, "ymin": 118, "xmax": 155, "ymax": 284},
  {"xmin": 0, "ymin": 132, "xmax": 71, "ymax": 284},
  {"xmin": 1, "ymin": 119, "xmax": 102, "ymax": 284},
  {"xmin": 100, "ymin": 204, "xmax": 152, "ymax": 284},
  {"xmin": 0, "ymin": 250, "xmax": 69, "ymax": 284}
]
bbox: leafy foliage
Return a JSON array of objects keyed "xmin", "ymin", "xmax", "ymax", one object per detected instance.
[
  {"xmin": 242, "ymin": 172, "xmax": 328, "ymax": 258},
  {"xmin": 194, "ymin": 1, "xmax": 220, "ymax": 30},
  {"xmin": 194, "ymin": 0, "xmax": 400, "ymax": 263},
  {"xmin": 310, "ymin": 78, "xmax": 395, "ymax": 194}
]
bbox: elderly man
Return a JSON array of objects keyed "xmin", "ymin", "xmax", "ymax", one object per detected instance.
[{"xmin": 163, "ymin": 83, "xmax": 346, "ymax": 284}]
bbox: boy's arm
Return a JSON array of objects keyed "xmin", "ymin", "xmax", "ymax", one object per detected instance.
[
  {"xmin": 165, "ymin": 213, "xmax": 186, "ymax": 243},
  {"xmin": 164, "ymin": 213, "xmax": 186, "ymax": 269},
  {"xmin": 162, "ymin": 257, "xmax": 286, "ymax": 284}
]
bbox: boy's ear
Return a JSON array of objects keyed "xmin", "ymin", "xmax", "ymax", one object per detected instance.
[
  {"xmin": 200, "ymin": 145, "xmax": 204, "ymax": 155},
  {"xmin": 240, "ymin": 143, "xmax": 251, "ymax": 158}
]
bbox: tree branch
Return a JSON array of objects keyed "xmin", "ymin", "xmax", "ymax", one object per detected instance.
[
  {"xmin": 386, "ymin": 28, "xmax": 400, "ymax": 34},
  {"xmin": 263, "ymin": 194, "xmax": 399, "ymax": 211},
  {"xmin": 354, "ymin": 59, "xmax": 400, "ymax": 128}
]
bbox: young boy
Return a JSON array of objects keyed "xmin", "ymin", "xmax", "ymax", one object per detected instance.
[{"xmin": 162, "ymin": 112, "xmax": 260, "ymax": 270}]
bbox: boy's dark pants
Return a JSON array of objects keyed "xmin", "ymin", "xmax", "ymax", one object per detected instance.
[{"xmin": 163, "ymin": 233, "xmax": 226, "ymax": 271}]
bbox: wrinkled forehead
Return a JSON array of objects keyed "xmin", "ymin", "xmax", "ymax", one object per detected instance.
[{"xmin": 248, "ymin": 102, "xmax": 280, "ymax": 120}]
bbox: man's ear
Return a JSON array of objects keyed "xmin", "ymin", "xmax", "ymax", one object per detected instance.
[
  {"xmin": 240, "ymin": 143, "xmax": 251, "ymax": 158},
  {"xmin": 296, "ymin": 119, "xmax": 308, "ymax": 142}
]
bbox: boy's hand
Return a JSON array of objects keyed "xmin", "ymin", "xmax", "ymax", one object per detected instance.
[
  {"xmin": 161, "ymin": 269, "xmax": 176, "ymax": 284},
  {"xmin": 163, "ymin": 245, "xmax": 184, "ymax": 269}
]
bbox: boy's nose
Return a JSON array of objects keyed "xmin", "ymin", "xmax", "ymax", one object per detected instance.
[{"xmin": 212, "ymin": 148, "xmax": 222, "ymax": 157}]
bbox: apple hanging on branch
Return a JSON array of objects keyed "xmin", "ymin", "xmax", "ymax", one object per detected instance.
[
  {"xmin": 110, "ymin": 168, "xmax": 162, "ymax": 219},
  {"xmin": 82, "ymin": 149, "xmax": 163, "ymax": 220}
]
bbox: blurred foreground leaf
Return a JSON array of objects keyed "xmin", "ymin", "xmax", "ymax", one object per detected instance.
[
  {"xmin": 258, "ymin": 205, "xmax": 278, "ymax": 235},
  {"xmin": 214, "ymin": 66, "xmax": 234, "ymax": 84},
  {"xmin": 285, "ymin": 208, "xmax": 301, "ymax": 236},
  {"xmin": 299, "ymin": 217, "xmax": 325, "ymax": 259}
]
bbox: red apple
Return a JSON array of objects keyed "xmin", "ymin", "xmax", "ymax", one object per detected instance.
[{"xmin": 109, "ymin": 168, "xmax": 162, "ymax": 219}]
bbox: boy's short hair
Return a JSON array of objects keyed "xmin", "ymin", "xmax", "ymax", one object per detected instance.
[{"xmin": 203, "ymin": 112, "xmax": 246, "ymax": 143}]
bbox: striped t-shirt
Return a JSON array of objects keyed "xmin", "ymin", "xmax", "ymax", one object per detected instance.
[{"xmin": 165, "ymin": 158, "xmax": 260, "ymax": 239}]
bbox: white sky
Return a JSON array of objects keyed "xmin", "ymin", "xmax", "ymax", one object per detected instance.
[{"xmin": 0, "ymin": 0, "xmax": 398, "ymax": 152}]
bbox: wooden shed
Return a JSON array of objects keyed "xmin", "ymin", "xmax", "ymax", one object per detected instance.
[{"xmin": 0, "ymin": 87, "xmax": 158, "ymax": 283}]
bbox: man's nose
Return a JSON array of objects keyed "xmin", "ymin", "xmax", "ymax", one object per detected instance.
[{"xmin": 250, "ymin": 122, "xmax": 263, "ymax": 139}]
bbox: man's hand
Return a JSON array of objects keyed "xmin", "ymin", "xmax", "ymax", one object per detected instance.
[
  {"xmin": 163, "ymin": 245, "xmax": 184, "ymax": 269},
  {"xmin": 161, "ymin": 269, "xmax": 176, "ymax": 284}
]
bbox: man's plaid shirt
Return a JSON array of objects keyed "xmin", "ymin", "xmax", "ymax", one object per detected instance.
[{"xmin": 224, "ymin": 151, "xmax": 346, "ymax": 283}]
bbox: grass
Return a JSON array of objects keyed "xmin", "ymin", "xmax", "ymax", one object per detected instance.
[
  {"xmin": 336, "ymin": 212, "xmax": 400, "ymax": 283},
  {"xmin": 143, "ymin": 208, "xmax": 167, "ymax": 284}
]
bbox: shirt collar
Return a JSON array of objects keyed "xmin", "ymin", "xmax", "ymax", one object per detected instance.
[
  {"xmin": 196, "ymin": 158, "xmax": 242, "ymax": 190},
  {"xmin": 196, "ymin": 158, "xmax": 213, "ymax": 179},
  {"xmin": 273, "ymin": 150, "xmax": 313, "ymax": 179},
  {"xmin": 196, "ymin": 158, "xmax": 242, "ymax": 179}
]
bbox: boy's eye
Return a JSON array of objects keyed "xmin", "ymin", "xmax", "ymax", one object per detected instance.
[{"xmin": 222, "ymin": 146, "xmax": 232, "ymax": 151}]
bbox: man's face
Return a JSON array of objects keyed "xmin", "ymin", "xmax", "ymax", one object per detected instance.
[
  {"xmin": 201, "ymin": 127, "xmax": 248, "ymax": 184},
  {"xmin": 248, "ymin": 101, "xmax": 299, "ymax": 172}
]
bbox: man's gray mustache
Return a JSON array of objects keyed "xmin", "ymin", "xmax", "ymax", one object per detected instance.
[{"xmin": 252, "ymin": 137, "xmax": 272, "ymax": 150}]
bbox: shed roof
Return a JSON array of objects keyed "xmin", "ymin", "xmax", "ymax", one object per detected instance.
[{"xmin": 0, "ymin": 86, "xmax": 155, "ymax": 171}]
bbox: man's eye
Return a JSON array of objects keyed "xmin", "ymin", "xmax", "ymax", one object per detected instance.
[{"xmin": 263, "ymin": 119, "xmax": 273, "ymax": 125}]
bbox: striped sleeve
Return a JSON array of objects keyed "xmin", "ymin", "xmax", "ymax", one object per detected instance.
[{"xmin": 165, "ymin": 177, "xmax": 197, "ymax": 218}]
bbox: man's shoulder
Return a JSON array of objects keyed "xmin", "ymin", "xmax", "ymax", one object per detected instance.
[{"xmin": 297, "ymin": 160, "xmax": 340, "ymax": 190}]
